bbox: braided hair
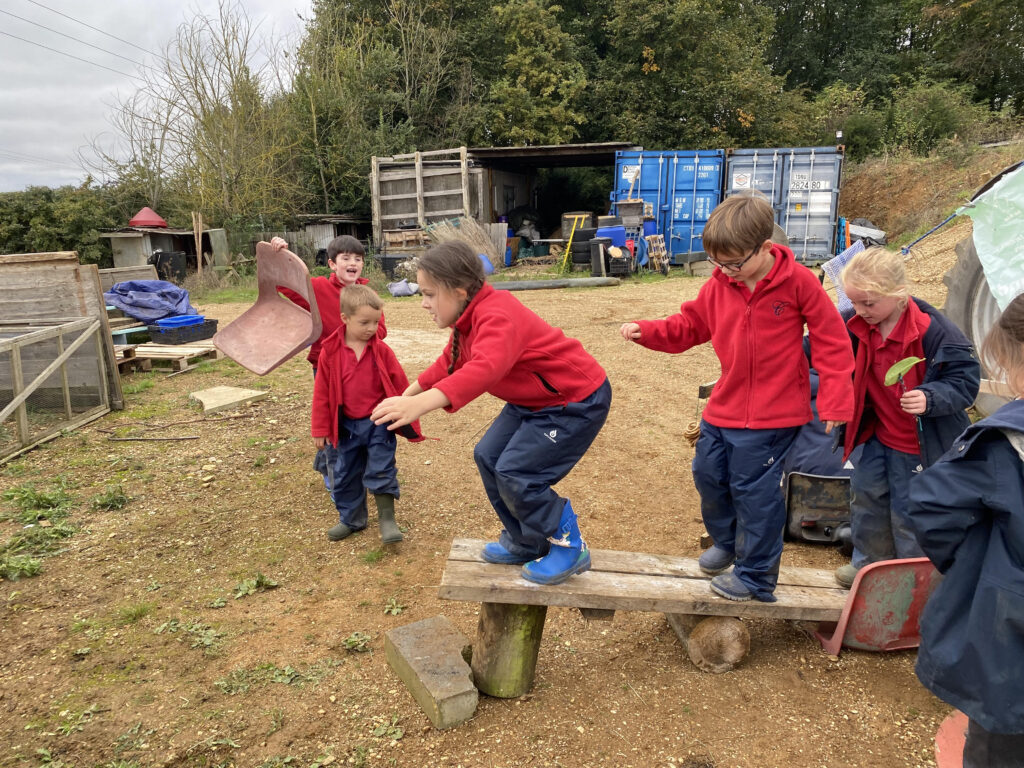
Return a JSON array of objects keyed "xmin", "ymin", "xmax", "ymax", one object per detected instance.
[{"xmin": 417, "ymin": 241, "xmax": 486, "ymax": 374}]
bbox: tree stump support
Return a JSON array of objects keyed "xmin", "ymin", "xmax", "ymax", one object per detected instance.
[
  {"xmin": 471, "ymin": 602, "xmax": 548, "ymax": 698},
  {"xmin": 665, "ymin": 613, "xmax": 750, "ymax": 673}
]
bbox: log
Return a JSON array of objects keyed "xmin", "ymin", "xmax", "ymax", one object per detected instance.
[
  {"xmin": 471, "ymin": 602, "xmax": 547, "ymax": 698},
  {"xmin": 490, "ymin": 277, "xmax": 620, "ymax": 291},
  {"xmin": 665, "ymin": 613, "xmax": 749, "ymax": 674}
]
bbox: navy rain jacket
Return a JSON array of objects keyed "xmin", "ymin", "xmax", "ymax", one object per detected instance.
[{"xmin": 909, "ymin": 398, "xmax": 1024, "ymax": 734}]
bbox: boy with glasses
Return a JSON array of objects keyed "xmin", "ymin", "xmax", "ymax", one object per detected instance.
[{"xmin": 619, "ymin": 195, "xmax": 854, "ymax": 602}]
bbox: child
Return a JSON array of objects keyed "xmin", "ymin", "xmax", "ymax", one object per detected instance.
[
  {"xmin": 908, "ymin": 293, "xmax": 1024, "ymax": 764},
  {"xmin": 272, "ymin": 235, "xmax": 386, "ymax": 485},
  {"xmin": 620, "ymin": 194, "xmax": 855, "ymax": 602},
  {"xmin": 834, "ymin": 247, "xmax": 979, "ymax": 588},
  {"xmin": 370, "ymin": 241, "xmax": 611, "ymax": 585},
  {"xmin": 312, "ymin": 284, "xmax": 421, "ymax": 543}
]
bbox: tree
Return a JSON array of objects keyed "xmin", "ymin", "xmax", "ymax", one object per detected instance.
[
  {"xmin": 0, "ymin": 184, "xmax": 117, "ymax": 265},
  {"xmin": 481, "ymin": 1, "xmax": 587, "ymax": 146}
]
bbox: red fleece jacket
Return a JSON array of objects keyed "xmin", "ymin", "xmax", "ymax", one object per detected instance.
[
  {"xmin": 281, "ymin": 275, "xmax": 386, "ymax": 367},
  {"xmin": 312, "ymin": 331, "xmax": 421, "ymax": 446},
  {"xmin": 417, "ymin": 282, "xmax": 607, "ymax": 412},
  {"xmin": 633, "ymin": 244, "xmax": 854, "ymax": 429}
]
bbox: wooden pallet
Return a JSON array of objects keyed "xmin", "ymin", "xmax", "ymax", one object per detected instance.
[
  {"xmin": 132, "ymin": 340, "xmax": 224, "ymax": 371},
  {"xmin": 114, "ymin": 344, "xmax": 153, "ymax": 374}
]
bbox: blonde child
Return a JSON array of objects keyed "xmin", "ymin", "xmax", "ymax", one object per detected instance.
[
  {"xmin": 311, "ymin": 285, "xmax": 421, "ymax": 542},
  {"xmin": 909, "ymin": 292, "xmax": 1024, "ymax": 765},
  {"xmin": 620, "ymin": 195, "xmax": 855, "ymax": 602},
  {"xmin": 835, "ymin": 247, "xmax": 979, "ymax": 587},
  {"xmin": 371, "ymin": 241, "xmax": 611, "ymax": 585}
]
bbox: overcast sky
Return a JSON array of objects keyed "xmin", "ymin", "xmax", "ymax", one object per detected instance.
[{"xmin": 0, "ymin": 0, "xmax": 313, "ymax": 192}]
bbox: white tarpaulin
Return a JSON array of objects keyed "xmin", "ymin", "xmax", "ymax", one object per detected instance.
[{"xmin": 961, "ymin": 164, "xmax": 1024, "ymax": 311}]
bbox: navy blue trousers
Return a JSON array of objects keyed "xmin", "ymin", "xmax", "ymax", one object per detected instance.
[
  {"xmin": 849, "ymin": 436, "xmax": 924, "ymax": 568},
  {"xmin": 473, "ymin": 379, "xmax": 612, "ymax": 559},
  {"xmin": 692, "ymin": 421, "xmax": 799, "ymax": 598},
  {"xmin": 326, "ymin": 416, "xmax": 400, "ymax": 529}
]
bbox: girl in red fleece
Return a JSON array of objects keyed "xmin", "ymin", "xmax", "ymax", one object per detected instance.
[
  {"xmin": 371, "ymin": 241, "xmax": 612, "ymax": 585},
  {"xmin": 621, "ymin": 195, "xmax": 855, "ymax": 602}
]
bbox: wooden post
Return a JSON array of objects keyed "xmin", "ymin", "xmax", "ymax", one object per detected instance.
[
  {"xmin": 56, "ymin": 330, "xmax": 72, "ymax": 419},
  {"xmin": 414, "ymin": 151, "xmax": 425, "ymax": 229},
  {"xmin": 665, "ymin": 614, "xmax": 749, "ymax": 674},
  {"xmin": 10, "ymin": 344, "xmax": 29, "ymax": 445},
  {"xmin": 192, "ymin": 211, "xmax": 203, "ymax": 276},
  {"xmin": 459, "ymin": 146, "xmax": 470, "ymax": 218},
  {"xmin": 370, "ymin": 156, "xmax": 382, "ymax": 252},
  {"xmin": 471, "ymin": 602, "xmax": 547, "ymax": 698}
]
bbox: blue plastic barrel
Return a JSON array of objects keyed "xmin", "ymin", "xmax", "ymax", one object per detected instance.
[
  {"xmin": 642, "ymin": 219, "xmax": 657, "ymax": 237},
  {"xmin": 595, "ymin": 225, "xmax": 626, "ymax": 247}
]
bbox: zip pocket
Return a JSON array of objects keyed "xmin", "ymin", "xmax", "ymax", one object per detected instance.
[{"xmin": 534, "ymin": 372, "xmax": 560, "ymax": 395}]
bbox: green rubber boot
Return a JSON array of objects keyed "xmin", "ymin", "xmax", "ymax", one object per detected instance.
[{"xmin": 375, "ymin": 494, "xmax": 403, "ymax": 543}]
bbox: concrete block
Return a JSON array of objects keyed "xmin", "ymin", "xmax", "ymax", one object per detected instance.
[
  {"xmin": 385, "ymin": 616, "xmax": 477, "ymax": 730},
  {"xmin": 189, "ymin": 385, "xmax": 268, "ymax": 413}
]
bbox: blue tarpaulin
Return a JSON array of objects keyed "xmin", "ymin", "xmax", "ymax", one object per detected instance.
[{"xmin": 104, "ymin": 280, "xmax": 197, "ymax": 322}]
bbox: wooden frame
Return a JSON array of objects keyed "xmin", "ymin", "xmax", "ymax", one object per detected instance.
[{"xmin": 1, "ymin": 318, "xmax": 111, "ymax": 463}]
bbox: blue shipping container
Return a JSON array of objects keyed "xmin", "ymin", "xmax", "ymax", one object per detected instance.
[
  {"xmin": 611, "ymin": 150, "xmax": 725, "ymax": 264},
  {"xmin": 723, "ymin": 146, "xmax": 844, "ymax": 264}
]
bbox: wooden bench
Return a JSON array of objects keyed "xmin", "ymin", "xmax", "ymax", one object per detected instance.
[{"xmin": 439, "ymin": 538, "xmax": 848, "ymax": 696}]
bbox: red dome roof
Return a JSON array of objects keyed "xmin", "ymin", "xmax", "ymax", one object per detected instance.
[{"xmin": 128, "ymin": 207, "xmax": 168, "ymax": 227}]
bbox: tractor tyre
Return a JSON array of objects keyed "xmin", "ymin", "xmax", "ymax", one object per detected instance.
[{"xmin": 942, "ymin": 235, "xmax": 1008, "ymax": 417}]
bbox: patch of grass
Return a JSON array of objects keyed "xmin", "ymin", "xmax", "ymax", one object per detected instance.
[
  {"xmin": 1, "ymin": 479, "xmax": 73, "ymax": 523},
  {"xmin": 342, "ymin": 632, "xmax": 372, "ymax": 653},
  {"xmin": 2, "ymin": 520, "xmax": 77, "ymax": 559},
  {"xmin": 266, "ymin": 708, "xmax": 285, "ymax": 736},
  {"xmin": 114, "ymin": 721, "xmax": 155, "ymax": 754},
  {"xmin": 233, "ymin": 572, "xmax": 279, "ymax": 599},
  {"xmin": 117, "ymin": 601, "xmax": 157, "ymax": 625},
  {"xmin": 214, "ymin": 659, "xmax": 341, "ymax": 695},
  {"xmin": 121, "ymin": 377, "xmax": 155, "ymax": 395},
  {"xmin": 154, "ymin": 619, "xmax": 225, "ymax": 655},
  {"xmin": 360, "ymin": 548, "xmax": 384, "ymax": 565},
  {"xmin": 0, "ymin": 553, "xmax": 42, "ymax": 580},
  {"xmin": 91, "ymin": 485, "xmax": 130, "ymax": 511},
  {"xmin": 2, "ymin": 460, "xmax": 29, "ymax": 477}
]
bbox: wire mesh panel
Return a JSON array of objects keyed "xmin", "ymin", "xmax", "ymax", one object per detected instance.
[{"xmin": 0, "ymin": 319, "xmax": 110, "ymax": 462}]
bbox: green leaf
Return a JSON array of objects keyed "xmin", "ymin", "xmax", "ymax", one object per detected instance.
[{"xmin": 884, "ymin": 356, "xmax": 925, "ymax": 387}]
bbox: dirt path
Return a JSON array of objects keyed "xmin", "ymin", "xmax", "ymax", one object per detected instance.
[{"xmin": 0, "ymin": 267, "xmax": 956, "ymax": 768}]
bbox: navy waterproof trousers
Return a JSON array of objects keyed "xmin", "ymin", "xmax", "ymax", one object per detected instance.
[
  {"xmin": 692, "ymin": 421, "xmax": 800, "ymax": 599},
  {"xmin": 474, "ymin": 379, "xmax": 612, "ymax": 559},
  {"xmin": 327, "ymin": 416, "xmax": 400, "ymax": 529}
]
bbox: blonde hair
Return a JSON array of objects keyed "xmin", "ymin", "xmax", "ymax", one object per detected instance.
[
  {"xmin": 981, "ymin": 292, "xmax": 1024, "ymax": 397},
  {"xmin": 840, "ymin": 247, "xmax": 909, "ymax": 307},
  {"xmin": 702, "ymin": 195, "xmax": 775, "ymax": 258},
  {"xmin": 339, "ymin": 283, "xmax": 383, "ymax": 317}
]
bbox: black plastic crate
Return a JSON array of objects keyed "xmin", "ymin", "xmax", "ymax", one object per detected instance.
[{"xmin": 147, "ymin": 319, "xmax": 218, "ymax": 345}]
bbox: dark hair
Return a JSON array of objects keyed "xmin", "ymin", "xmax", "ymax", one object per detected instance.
[
  {"xmin": 981, "ymin": 292, "xmax": 1024, "ymax": 397},
  {"xmin": 417, "ymin": 241, "xmax": 486, "ymax": 374},
  {"xmin": 327, "ymin": 235, "xmax": 365, "ymax": 260},
  {"xmin": 339, "ymin": 283, "xmax": 383, "ymax": 316},
  {"xmin": 702, "ymin": 195, "xmax": 774, "ymax": 258}
]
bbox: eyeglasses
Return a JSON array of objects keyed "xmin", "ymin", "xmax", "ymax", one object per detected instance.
[{"xmin": 708, "ymin": 245, "xmax": 759, "ymax": 272}]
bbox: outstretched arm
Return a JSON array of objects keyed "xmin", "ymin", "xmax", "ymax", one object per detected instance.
[{"xmin": 372, "ymin": 388, "xmax": 450, "ymax": 430}]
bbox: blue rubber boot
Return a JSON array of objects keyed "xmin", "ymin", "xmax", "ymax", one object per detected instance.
[
  {"xmin": 521, "ymin": 501, "xmax": 591, "ymax": 585},
  {"xmin": 698, "ymin": 545, "xmax": 735, "ymax": 576},
  {"xmin": 482, "ymin": 541, "xmax": 534, "ymax": 565}
]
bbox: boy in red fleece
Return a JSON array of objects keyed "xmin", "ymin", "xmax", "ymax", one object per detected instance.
[
  {"xmin": 312, "ymin": 285, "xmax": 421, "ymax": 543},
  {"xmin": 620, "ymin": 195, "xmax": 855, "ymax": 602}
]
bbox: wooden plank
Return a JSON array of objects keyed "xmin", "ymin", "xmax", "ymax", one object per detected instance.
[
  {"xmin": 415, "ymin": 151, "xmax": 425, "ymax": 228},
  {"xmin": 1, "ymin": 405, "xmax": 109, "ymax": 464},
  {"xmin": 0, "ymin": 252, "xmax": 78, "ymax": 266},
  {"xmin": 439, "ymin": 560, "xmax": 846, "ymax": 622},
  {"xmin": 98, "ymin": 265, "xmax": 158, "ymax": 292},
  {"xmin": 447, "ymin": 539, "xmax": 840, "ymax": 591},
  {"xmin": 460, "ymin": 146, "xmax": 470, "ymax": 217}
]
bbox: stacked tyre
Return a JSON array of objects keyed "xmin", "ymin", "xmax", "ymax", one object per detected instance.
[{"xmin": 570, "ymin": 227, "xmax": 597, "ymax": 264}]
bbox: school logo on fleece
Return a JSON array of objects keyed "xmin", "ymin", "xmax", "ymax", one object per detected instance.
[
  {"xmin": 544, "ymin": 429, "xmax": 558, "ymax": 443},
  {"xmin": 772, "ymin": 301, "xmax": 790, "ymax": 316}
]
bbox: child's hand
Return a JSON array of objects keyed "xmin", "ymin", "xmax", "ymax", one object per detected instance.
[
  {"xmin": 824, "ymin": 420, "xmax": 845, "ymax": 434},
  {"xmin": 372, "ymin": 396, "xmax": 424, "ymax": 430},
  {"xmin": 620, "ymin": 322, "xmax": 642, "ymax": 341},
  {"xmin": 270, "ymin": 236, "xmax": 289, "ymax": 251},
  {"xmin": 314, "ymin": 436, "xmax": 327, "ymax": 450},
  {"xmin": 900, "ymin": 389, "xmax": 928, "ymax": 415}
]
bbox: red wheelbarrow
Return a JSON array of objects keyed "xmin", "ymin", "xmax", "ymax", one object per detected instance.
[
  {"xmin": 815, "ymin": 557, "xmax": 940, "ymax": 656},
  {"xmin": 213, "ymin": 242, "xmax": 321, "ymax": 375}
]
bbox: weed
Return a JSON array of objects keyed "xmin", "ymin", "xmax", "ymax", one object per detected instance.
[
  {"xmin": 258, "ymin": 758, "xmax": 297, "ymax": 768},
  {"xmin": 342, "ymin": 632, "xmax": 372, "ymax": 653},
  {"xmin": 122, "ymin": 378, "xmax": 155, "ymax": 395},
  {"xmin": 34, "ymin": 749, "xmax": 70, "ymax": 767},
  {"xmin": 214, "ymin": 660, "xmax": 341, "ymax": 695},
  {"xmin": 383, "ymin": 597, "xmax": 405, "ymax": 616},
  {"xmin": 91, "ymin": 485, "xmax": 131, "ymax": 511},
  {"xmin": 154, "ymin": 619, "xmax": 225, "ymax": 654},
  {"xmin": 2, "ymin": 460, "xmax": 28, "ymax": 477},
  {"xmin": 56, "ymin": 703, "xmax": 98, "ymax": 735},
  {"xmin": 233, "ymin": 572, "xmax": 279, "ymax": 598},
  {"xmin": 360, "ymin": 548, "xmax": 384, "ymax": 564},
  {"xmin": 209, "ymin": 596, "xmax": 227, "ymax": 609},
  {"xmin": 0, "ymin": 553, "xmax": 42, "ymax": 580},
  {"xmin": 371, "ymin": 713, "xmax": 404, "ymax": 741},
  {"xmin": 117, "ymin": 601, "xmax": 156, "ymax": 624},
  {"xmin": 145, "ymin": 581, "xmax": 162, "ymax": 592},
  {"xmin": 73, "ymin": 647, "xmax": 91, "ymax": 657},
  {"xmin": 1, "ymin": 479, "xmax": 73, "ymax": 523},
  {"xmin": 114, "ymin": 721, "xmax": 155, "ymax": 753},
  {"xmin": 266, "ymin": 708, "xmax": 285, "ymax": 735},
  {"xmin": 253, "ymin": 455, "xmax": 267, "ymax": 468}
]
